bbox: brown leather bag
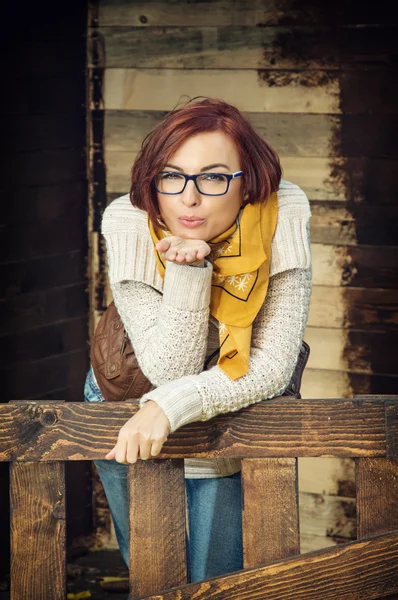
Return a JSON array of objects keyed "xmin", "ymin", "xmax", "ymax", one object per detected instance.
[
  {"xmin": 90, "ymin": 301, "xmax": 154, "ymax": 402},
  {"xmin": 91, "ymin": 302, "xmax": 310, "ymax": 402}
]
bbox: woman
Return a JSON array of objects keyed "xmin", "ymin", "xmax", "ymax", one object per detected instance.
[{"xmin": 84, "ymin": 97, "xmax": 312, "ymax": 583}]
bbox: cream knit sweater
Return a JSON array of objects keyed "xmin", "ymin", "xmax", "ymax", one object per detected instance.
[{"xmin": 99, "ymin": 179, "xmax": 312, "ymax": 478}]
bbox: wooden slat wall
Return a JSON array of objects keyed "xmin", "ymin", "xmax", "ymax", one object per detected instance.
[
  {"xmin": 88, "ymin": 0, "xmax": 398, "ymax": 551},
  {"xmin": 1, "ymin": 2, "xmax": 92, "ymax": 582}
]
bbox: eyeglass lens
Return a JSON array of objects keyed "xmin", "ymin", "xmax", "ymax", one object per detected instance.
[{"xmin": 156, "ymin": 172, "xmax": 229, "ymax": 195}]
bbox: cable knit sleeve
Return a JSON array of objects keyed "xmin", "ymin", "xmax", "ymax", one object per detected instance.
[
  {"xmin": 111, "ymin": 259, "xmax": 213, "ymax": 388},
  {"xmin": 140, "ymin": 266, "xmax": 312, "ymax": 432}
]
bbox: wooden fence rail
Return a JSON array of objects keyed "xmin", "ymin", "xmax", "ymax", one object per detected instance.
[{"xmin": 1, "ymin": 395, "xmax": 398, "ymax": 600}]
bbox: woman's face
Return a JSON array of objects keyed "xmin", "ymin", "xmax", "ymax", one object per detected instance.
[{"xmin": 156, "ymin": 131, "xmax": 244, "ymax": 241}]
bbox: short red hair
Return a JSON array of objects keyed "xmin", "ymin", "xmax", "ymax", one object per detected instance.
[{"xmin": 129, "ymin": 97, "xmax": 282, "ymax": 226}]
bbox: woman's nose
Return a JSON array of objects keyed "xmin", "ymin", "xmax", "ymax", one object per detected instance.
[{"xmin": 181, "ymin": 180, "xmax": 201, "ymax": 206}]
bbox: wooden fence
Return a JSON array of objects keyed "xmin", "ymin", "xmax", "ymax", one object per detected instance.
[{"xmin": 1, "ymin": 395, "xmax": 398, "ymax": 599}]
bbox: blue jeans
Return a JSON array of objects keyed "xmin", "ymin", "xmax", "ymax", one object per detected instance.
[{"xmin": 84, "ymin": 367, "xmax": 243, "ymax": 583}]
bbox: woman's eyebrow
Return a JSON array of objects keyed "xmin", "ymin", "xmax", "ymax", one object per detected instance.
[{"xmin": 164, "ymin": 163, "xmax": 231, "ymax": 172}]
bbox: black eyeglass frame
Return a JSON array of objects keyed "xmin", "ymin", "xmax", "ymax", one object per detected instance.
[{"xmin": 153, "ymin": 170, "xmax": 243, "ymax": 196}]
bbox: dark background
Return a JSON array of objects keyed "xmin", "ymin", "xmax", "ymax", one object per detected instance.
[{"xmin": 1, "ymin": 0, "xmax": 92, "ymax": 582}]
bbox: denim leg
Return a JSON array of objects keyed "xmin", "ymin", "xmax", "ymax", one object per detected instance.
[
  {"xmin": 94, "ymin": 458, "xmax": 130, "ymax": 567},
  {"xmin": 185, "ymin": 472, "xmax": 243, "ymax": 583},
  {"xmin": 84, "ymin": 367, "xmax": 243, "ymax": 581},
  {"xmin": 84, "ymin": 367, "xmax": 130, "ymax": 567}
]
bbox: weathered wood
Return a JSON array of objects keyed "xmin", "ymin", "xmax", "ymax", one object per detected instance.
[
  {"xmin": 0, "ymin": 316, "xmax": 88, "ymax": 366},
  {"xmin": 3, "ymin": 149, "xmax": 85, "ymax": 187},
  {"xmin": 10, "ymin": 461, "xmax": 66, "ymax": 600},
  {"xmin": 310, "ymin": 202, "xmax": 398, "ymax": 246},
  {"xmin": 0, "ymin": 40, "xmax": 83, "ymax": 78},
  {"xmin": 104, "ymin": 110, "xmax": 336, "ymax": 156},
  {"xmin": 129, "ymin": 459, "xmax": 186, "ymax": 598},
  {"xmin": 2, "ymin": 182, "xmax": 87, "ymax": 227},
  {"xmin": 103, "ymin": 109, "xmax": 398, "ymax": 159},
  {"xmin": 299, "ymin": 457, "xmax": 355, "ymax": 497},
  {"xmin": 4, "ymin": 219, "xmax": 87, "ymax": 264},
  {"xmin": 242, "ymin": 458, "xmax": 299, "ymax": 567},
  {"xmin": 311, "ymin": 243, "xmax": 398, "ymax": 289},
  {"xmin": 98, "ymin": 25, "xmax": 398, "ymax": 70},
  {"xmin": 356, "ymin": 457, "xmax": 398, "ymax": 538},
  {"xmin": 386, "ymin": 402, "xmax": 398, "ymax": 459},
  {"xmin": 1, "ymin": 114, "xmax": 85, "ymax": 153},
  {"xmin": 0, "ymin": 398, "xmax": 396, "ymax": 461},
  {"xmin": 304, "ymin": 327, "xmax": 398, "ymax": 375},
  {"xmin": 299, "ymin": 490, "xmax": 356, "ymax": 547},
  {"xmin": 98, "ymin": 0, "xmax": 397, "ymax": 27},
  {"xmin": 302, "ymin": 369, "xmax": 398, "ymax": 400},
  {"xmin": 2, "ymin": 77, "xmax": 85, "ymax": 115},
  {"xmin": 307, "ymin": 286, "xmax": 398, "ymax": 331},
  {"xmin": 142, "ymin": 529, "xmax": 398, "ymax": 600},
  {"xmin": 103, "ymin": 69, "xmax": 340, "ymax": 113},
  {"xmin": 1, "ymin": 283, "xmax": 87, "ymax": 336},
  {"xmin": 0, "ymin": 348, "xmax": 88, "ymax": 401},
  {"xmin": 2, "ymin": 251, "xmax": 86, "ymax": 294}
]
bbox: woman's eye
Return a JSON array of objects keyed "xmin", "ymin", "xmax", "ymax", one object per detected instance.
[
  {"xmin": 203, "ymin": 174, "xmax": 226, "ymax": 182},
  {"xmin": 161, "ymin": 172, "xmax": 182, "ymax": 180}
]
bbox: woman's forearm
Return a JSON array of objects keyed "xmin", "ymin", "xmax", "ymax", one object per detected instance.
[{"xmin": 111, "ymin": 260, "xmax": 213, "ymax": 387}]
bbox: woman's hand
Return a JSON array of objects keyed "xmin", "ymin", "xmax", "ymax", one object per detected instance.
[
  {"xmin": 105, "ymin": 400, "xmax": 171, "ymax": 464},
  {"xmin": 156, "ymin": 236, "xmax": 211, "ymax": 265}
]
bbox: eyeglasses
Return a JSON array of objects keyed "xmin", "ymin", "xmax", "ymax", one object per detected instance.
[{"xmin": 154, "ymin": 171, "xmax": 243, "ymax": 196}]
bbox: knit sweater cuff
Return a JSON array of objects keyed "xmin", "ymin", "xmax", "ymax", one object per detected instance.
[
  {"xmin": 140, "ymin": 380, "xmax": 203, "ymax": 433},
  {"xmin": 162, "ymin": 260, "xmax": 213, "ymax": 311}
]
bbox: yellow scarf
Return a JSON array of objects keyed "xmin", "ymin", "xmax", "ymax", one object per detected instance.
[{"xmin": 148, "ymin": 193, "xmax": 278, "ymax": 380}]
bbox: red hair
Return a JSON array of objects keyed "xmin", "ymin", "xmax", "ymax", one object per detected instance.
[{"xmin": 129, "ymin": 97, "xmax": 282, "ymax": 226}]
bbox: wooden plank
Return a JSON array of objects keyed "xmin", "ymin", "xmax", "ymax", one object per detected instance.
[
  {"xmin": 10, "ymin": 461, "xmax": 66, "ymax": 600},
  {"xmin": 2, "ymin": 77, "xmax": 85, "ymax": 116},
  {"xmin": 356, "ymin": 457, "xmax": 398, "ymax": 538},
  {"xmin": 310, "ymin": 202, "xmax": 398, "ymax": 246},
  {"xmin": 301, "ymin": 369, "xmax": 398, "ymax": 401},
  {"xmin": 98, "ymin": 0, "xmax": 397, "ymax": 27},
  {"xmin": 304, "ymin": 327, "xmax": 398, "ymax": 375},
  {"xmin": 299, "ymin": 457, "xmax": 355, "ymax": 497},
  {"xmin": 3, "ymin": 149, "xmax": 85, "ymax": 187},
  {"xmin": 2, "ymin": 251, "xmax": 86, "ymax": 292},
  {"xmin": 299, "ymin": 490, "xmax": 356, "ymax": 546},
  {"xmin": 103, "ymin": 69, "xmax": 340, "ymax": 113},
  {"xmin": 104, "ymin": 110, "xmax": 336, "ymax": 156},
  {"xmin": 242, "ymin": 458, "xmax": 299, "ymax": 567},
  {"xmin": 0, "ymin": 316, "xmax": 88, "ymax": 367},
  {"xmin": 1, "ymin": 182, "xmax": 87, "ymax": 227},
  {"xmin": 311, "ymin": 243, "xmax": 398, "ymax": 289},
  {"xmin": 0, "ymin": 348, "xmax": 88, "ymax": 400},
  {"xmin": 98, "ymin": 25, "xmax": 398, "ymax": 70},
  {"xmin": 0, "ymin": 398, "xmax": 395, "ymax": 461},
  {"xmin": 386, "ymin": 402, "xmax": 398, "ymax": 459},
  {"xmin": 129, "ymin": 459, "xmax": 186, "ymax": 598},
  {"xmin": 3, "ymin": 218, "xmax": 87, "ymax": 262},
  {"xmin": 143, "ymin": 529, "xmax": 398, "ymax": 600},
  {"xmin": 307, "ymin": 285, "xmax": 398, "ymax": 332},
  {"xmin": 1, "ymin": 283, "xmax": 87, "ymax": 336},
  {"xmin": 1, "ymin": 113, "xmax": 85, "ymax": 153}
]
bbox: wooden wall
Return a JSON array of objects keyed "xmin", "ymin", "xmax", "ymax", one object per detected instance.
[
  {"xmin": 87, "ymin": 0, "xmax": 398, "ymax": 551},
  {"xmin": 1, "ymin": 1, "xmax": 92, "ymax": 580}
]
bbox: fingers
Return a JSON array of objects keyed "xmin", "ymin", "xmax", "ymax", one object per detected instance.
[
  {"xmin": 107, "ymin": 436, "xmax": 165, "ymax": 464},
  {"xmin": 150, "ymin": 439, "xmax": 166, "ymax": 457},
  {"xmin": 155, "ymin": 238, "xmax": 171, "ymax": 252},
  {"xmin": 105, "ymin": 446, "xmax": 116, "ymax": 460}
]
